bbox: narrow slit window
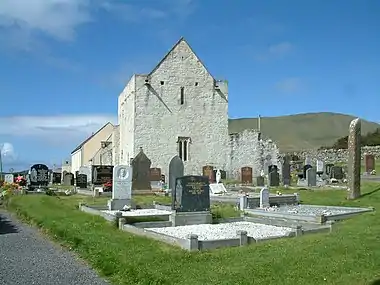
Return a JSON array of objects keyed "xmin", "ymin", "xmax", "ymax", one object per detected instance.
[
  {"xmin": 180, "ymin": 87, "xmax": 185, "ymax": 105},
  {"xmin": 178, "ymin": 141, "xmax": 183, "ymax": 159},
  {"xmin": 183, "ymin": 141, "xmax": 188, "ymax": 161}
]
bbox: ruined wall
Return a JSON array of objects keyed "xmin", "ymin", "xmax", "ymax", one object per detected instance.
[
  {"xmin": 284, "ymin": 146, "xmax": 380, "ymax": 163},
  {"xmin": 229, "ymin": 129, "xmax": 280, "ymax": 179}
]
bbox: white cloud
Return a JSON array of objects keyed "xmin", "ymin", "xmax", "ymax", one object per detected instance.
[
  {"xmin": 0, "ymin": 0, "xmax": 92, "ymax": 41},
  {"xmin": 0, "ymin": 114, "xmax": 117, "ymax": 142},
  {"xmin": 275, "ymin": 77, "xmax": 303, "ymax": 93},
  {"xmin": 0, "ymin": 142, "xmax": 17, "ymax": 162},
  {"xmin": 254, "ymin": 41, "xmax": 294, "ymax": 61}
]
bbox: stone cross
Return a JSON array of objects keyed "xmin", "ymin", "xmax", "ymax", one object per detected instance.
[
  {"xmin": 216, "ymin": 169, "xmax": 221, "ymax": 184},
  {"xmin": 347, "ymin": 118, "xmax": 361, "ymax": 199}
]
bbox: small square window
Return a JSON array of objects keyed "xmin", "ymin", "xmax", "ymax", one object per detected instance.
[
  {"xmin": 195, "ymin": 82, "xmax": 199, "ymax": 86},
  {"xmin": 160, "ymin": 81, "xmax": 164, "ymax": 85}
]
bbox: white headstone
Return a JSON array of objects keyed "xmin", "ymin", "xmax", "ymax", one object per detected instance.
[
  {"xmin": 112, "ymin": 165, "xmax": 132, "ymax": 200},
  {"xmin": 305, "ymin": 157, "xmax": 312, "ymax": 165},
  {"xmin": 260, "ymin": 187, "xmax": 270, "ymax": 208},
  {"xmin": 216, "ymin": 169, "xmax": 221, "ymax": 184},
  {"xmin": 4, "ymin": 174, "xmax": 14, "ymax": 183},
  {"xmin": 316, "ymin": 160, "xmax": 324, "ymax": 173}
]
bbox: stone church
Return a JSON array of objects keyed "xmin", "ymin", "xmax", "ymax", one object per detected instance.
[{"xmin": 95, "ymin": 38, "xmax": 279, "ymax": 180}]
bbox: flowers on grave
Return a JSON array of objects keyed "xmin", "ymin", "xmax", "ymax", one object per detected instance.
[
  {"xmin": 103, "ymin": 180, "xmax": 112, "ymax": 191},
  {"xmin": 15, "ymin": 176, "xmax": 27, "ymax": 186}
]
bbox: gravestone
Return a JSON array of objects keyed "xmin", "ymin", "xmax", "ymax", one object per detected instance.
[
  {"xmin": 92, "ymin": 165, "xmax": 113, "ymax": 185},
  {"xmin": 260, "ymin": 187, "xmax": 270, "ymax": 208},
  {"xmin": 306, "ymin": 168, "xmax": 317, "ymax": 187},
  {"xmin": 268, "ymin": 169, "xmax": 280, "ymax": 187},
  {"xmin": 303, "ymin": 164, "xmax": 312, "ymax": 179},
  {"xmin": 212, "ymin": 169, "xmax": 226, "ymax": 181},
  {"xmin": 325, "ymin": 163, "xmax": 334, "ymax": 175},
  {"xmin": 52, "ymin": 172, "xmax": 61, "ymax": 184},
  {"xmin": 241, "ymin": 167, "xmax": 253, "ymax": 184},
  {"xmin": 4, "ymin": 174, "xmax": 14, "ymax": 184},
  {"xmin": 79, "ymin": 166, "xmax": 91, "ymax": 182},
  {"xmin": 76, "ymin": 174, "xmax": 87, "ymax": 188},
  {"xmin": 131, "ymin": 148, "xmax": 152, "ymax": 190},
  {"xmin": 29, "ymin": 164, "xmax": 49, "ymax": 188},
  {"xmin": 268, "ymin": 165, "xmax": 278, "ymax": 174},
  {"xmin": 365, "ymin": 154, "xmax": 375, "ymax": 173},
  {"xmin": 256, "ymin": 176, "xmax": 265, "ymax": 186},
  {"xmin": 63, "ymin": 173, "xmax": 74, "ymax": 186},
  {"xmin": 169, "ymin": 155, "xmax": 184, "ymax": 191},
  {"xmin": 108, "ymin": 165, "xmax": 133, "ymax": 210},
  {"xmin": 316, "ymin": 160, "xmax": 324, "ymax": 175},
  {"xmin": 202, "ymin": 165, "xmax": 214, "ymax": 183},
  {"xmin": 304, "ymin": 156, "xmax": 312, "ymax": 166},
  {"xmin": 282, "ymin": 156, "xmax": 291, "ymax": 186},
  {"xmin": 347, "ymin": 118, "xmax": 361, "ymax": 199},
  {"xmin": 149, "ymin": 167, "xmax": 161, "ymax": 181},
  {"xmin": 330, "ymin": 166, "xmax": 344, "ymax": 180},
  {"xmin": 172, "ymin": 175, "xmax": 210, "ymax": 212}
]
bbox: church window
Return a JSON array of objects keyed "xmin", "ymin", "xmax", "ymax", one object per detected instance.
[
  {"xmin": 160, "ymin": 81, "xmax": 164, "ymax": 85},
  {"xmin": 177, "ymin": 137, "xmax": 190, "ymax": 161},
  {"xmin": 195, "ymin": 82, "xmax": 198, "ymax": 86},
  {"xmin": 180, "ymin": 87, "xmax": 185, "ymax": 105}
]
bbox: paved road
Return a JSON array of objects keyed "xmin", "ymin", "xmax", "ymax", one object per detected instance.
[{"xmin": 0, "ymin": 211, "xmax": 109, "ymax": 285}]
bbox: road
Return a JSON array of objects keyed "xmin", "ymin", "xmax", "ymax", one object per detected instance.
[{"xmin": 0, "ymin": 211, "xmax": 109, "ymax": 285}]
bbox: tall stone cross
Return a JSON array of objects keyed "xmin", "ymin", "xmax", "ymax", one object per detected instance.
[{"xmin": 347, "ymin": 118, "xmax": 361, "ymax": 200}]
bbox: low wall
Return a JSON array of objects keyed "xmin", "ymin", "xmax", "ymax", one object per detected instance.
[{"xmin": 283, "ymin": 146, "xmax": 380, "ymax": 163}]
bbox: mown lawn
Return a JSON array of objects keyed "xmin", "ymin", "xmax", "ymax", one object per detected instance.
[{"xmin": 6, "ymin": 182, "xmax": 380, "ymax": 285}]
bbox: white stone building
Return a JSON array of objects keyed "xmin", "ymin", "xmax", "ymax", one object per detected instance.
[{"xmin": 101, "ymin": 38, "xmax": 280, "ymax": 179}]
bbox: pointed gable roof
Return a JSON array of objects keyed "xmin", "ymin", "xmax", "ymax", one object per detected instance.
[{"xmin": 148, "ymin": 37, "xmax": 215, "ymax": 79}]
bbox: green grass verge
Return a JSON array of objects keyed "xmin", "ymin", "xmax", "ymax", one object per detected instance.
[{"xmin": 6, "ymin": 184, "xmax": 380, "ymax": 285}]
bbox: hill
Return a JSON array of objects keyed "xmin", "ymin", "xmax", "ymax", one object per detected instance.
[{"xmin": 228, "ymin": 112, "xmax": 380, "ymax": 151}]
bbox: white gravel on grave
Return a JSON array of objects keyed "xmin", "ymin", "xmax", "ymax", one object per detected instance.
[
  {"xmin": 102, "ymin": 209, "xmax": 172, "ymax": 217},
  {"xmin": 146, "ymin": 222, "xmax": 293, "ymax": 241}
]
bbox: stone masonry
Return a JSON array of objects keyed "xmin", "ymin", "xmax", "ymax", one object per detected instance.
[{"xmin": 347, "ymin": 118, "xmax": 361, "ymax": 199}]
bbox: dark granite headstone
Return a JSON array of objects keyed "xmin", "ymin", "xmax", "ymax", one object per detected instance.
[
  {"xmin": 29, "ymin": 164, "xmax": 49, "ymax": 187},
  {"xmin": 76, "ymin": 174, "xmax": 87, "ymax": 188},
  {"xmin": 303, "ymin": 164, "xmax": 312, "ymax": 179},
  {"xmin": 131, "ymin": 148, "xmax": 152, "ymax": 190},
  {"xmin": 169, "ymin": 155, "xmax": 184, "ymax": 190},
  {"xmin": 268, "ymin": 165, "xmax": 278, "ymax": 174},
  {"xmin": 268, "ymin": 169, "xmax": 280, "ymax": 186},
  {"xmin": 330, "ymin": 166, "xmax": 344, "ymax": 180},
  {"xmin": 172, "ymin": 175, "xmax": 210, "ymax": 212},
  {"xmin": 92, "ymin": 165, "xmax": 113, "ymax": 185},
  {"xmin": 325, "ymin": 163, "xmax": 334, "ymax": 175},
  {"xmin": 52, "ymin": 172, "xmax": 61, "ymax": 184}
]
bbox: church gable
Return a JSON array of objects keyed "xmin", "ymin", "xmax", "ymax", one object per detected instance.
[{"xmin": 148, "ymin": 37, "xmax": 214, "ymax": 80}]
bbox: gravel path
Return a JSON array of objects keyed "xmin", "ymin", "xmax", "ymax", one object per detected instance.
[
  {"xmin": 102, "ymin": 209, "xmax": 171, "ymax": 217},
  {"xmin": 0, "ymin": 211, "xmax": 109, "ymax": 285}
]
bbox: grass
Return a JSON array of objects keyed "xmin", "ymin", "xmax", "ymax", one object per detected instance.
[
  {"xmin": 6, "ymin": 183, "xmax": 380, "ymax": 285},
  {"xmin": 229, "ymin": 112, "xmax": 380, "ymax": 151}
]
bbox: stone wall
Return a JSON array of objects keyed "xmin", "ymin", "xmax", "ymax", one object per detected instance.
[{"xmin": 284, "ymin": 146, "xmax": 380, "ymax": 163}]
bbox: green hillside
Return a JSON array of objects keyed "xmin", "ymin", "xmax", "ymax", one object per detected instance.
[{"xmin": 228, "ymin": 112, "xmax": 380, "ymax": 151}]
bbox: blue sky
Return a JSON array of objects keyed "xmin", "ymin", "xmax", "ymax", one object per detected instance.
[{"xmin": 0, "ymin": 0, "xmax": 379, "ymax": 171}]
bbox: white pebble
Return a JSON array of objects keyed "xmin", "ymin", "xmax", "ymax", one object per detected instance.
[
  {"xmin": 146, "ymin": 222, "xmax": 293, "ymax": 241},
  {"xmin": 102, "ymin": 209, "xmax": 172, "ymax": 217}
]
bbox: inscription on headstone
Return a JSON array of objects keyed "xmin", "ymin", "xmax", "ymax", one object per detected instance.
[
  {"xmin": 92, "ymin": 165, "xmax": 113, "ymax": 185},
  {"xmin": 30, "ymin": 164, "xmax": 49, "ymax": 187},
  {"xmin": 149, "ymin": 167, "xmax": 161, "ymax": 181},
  {"xmin": 76, "ymin": 174, "xmax": 87, "ymax": 188},
  {"xmin": 112, "ymin": 165, "xmax": 132, "ymax": 200},
  {"xmin": 169, "ymin": 155, "xmax": 184, "ymax": 191},
  {"xmin": 347, "ymin": 118, "xmax": 361, "ymax": 199},
  {"xmin": 172, "ymin": 175, "xmax": 210, "ymax": 212}
]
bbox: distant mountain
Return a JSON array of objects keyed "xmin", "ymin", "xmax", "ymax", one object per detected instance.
[{"xmin": 228, "ymin": 112, "xmax": 380, "ymax": 151}]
